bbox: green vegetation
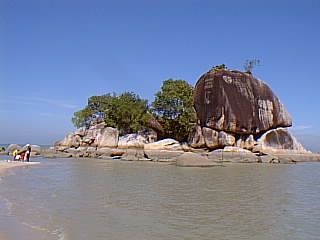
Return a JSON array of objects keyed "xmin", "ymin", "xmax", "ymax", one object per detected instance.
[
  {"xmin": 72, "ymin": 92, "xmax": 149, "ymax": 135},
  {"xmin": 72, "ymin": 79, "xmax": 196, "ymax": 141},
  {"xmin": 72, "ymin": 94, "xmax": 113, "ymax": 128},
  {"xmin": 243, "ymin": 59, "xmax": 260, "ymax": 73},
  {"xmin": 212, "ymin": 64, "xmax": 227, "ymax": 70},
  {"xmin": 151, "ymin": 79, "xmax": 196, "ymax": 142}
]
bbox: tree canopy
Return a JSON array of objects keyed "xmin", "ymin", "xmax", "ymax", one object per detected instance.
[
  {"xmin": 72, "ymin": 94, "xmax": 113, "ymax": 128},
  {"xmin": 72, "ymin": 92, "xmax": 149, "ymax": 135},
  {"xmin": 72, "ymin": 79, "xmax": 197, "ymax": 142},
  {"xmin": 243, "ymin": 59, "xmax": 260, "ymax": 73},
  {"xmin": 151, "ymin": 79, "xmax": 196, "ymax": 142}
]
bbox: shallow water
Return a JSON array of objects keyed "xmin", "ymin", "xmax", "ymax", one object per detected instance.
[{"xmin": 1, "ymin": 156, "xmax": 320, "ymax": 240}]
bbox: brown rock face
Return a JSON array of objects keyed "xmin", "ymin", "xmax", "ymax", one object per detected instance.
[{"xmin": 194, "ymin": 69, "xmax": 292, "ymax": 134}]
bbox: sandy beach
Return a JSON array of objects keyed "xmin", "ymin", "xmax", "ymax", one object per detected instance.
[{"xmin": 0, "ymin": 160, "xmax": 40, "ymax": 176}]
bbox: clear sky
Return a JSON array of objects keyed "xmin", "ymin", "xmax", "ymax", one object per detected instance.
[{"xmin": 1, "ymin": 0, "xmax": 320, "ymax": 149}]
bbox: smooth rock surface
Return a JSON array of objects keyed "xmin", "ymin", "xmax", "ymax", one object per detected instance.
[
  {"xmin": 144, "ymin": 150, "xmax": 184, "ymax": 162},
  {"xmin": 144, "ymin": 138, "xmax": 183, "ymax": 151},
  {"xmin": 193, "ymin": 69, "xmax": 292, "ymax": 134},
  {"xmin": 219, "ymin": 146, "xmax": 252, "ymax": 152},
  {"xmin": 176, "ymin": 152, "xmax": 222, "ymax": 167},
  {"xmin": 7, "ymin": 144, "xmax": 21, "ymax": 153},
  {"xmin": 94, "ymin": 127, "xmax": 119, "ymax": 148},
  {"xmin": 201, "ymin": 127, "xmax": 219, "ymax": 148},
  {"xmin": 118, "ymin": 134, "xmax": 146, "ymax": 149},
  {"xmin": 55, "ymin": 126, "xmax": 119, "ymax": 148},
  {"xmin": 55, "ymin": 132, "xmax": 82, "ymax": 147},
  {"xmin": 254, "ymin": 128, "xmax": 308, "ymax": 153},
  {"xmin": 201, "ymin": 128, "xmax": 236, "ymax": 149},
  {"xmin": 208, "ymin": 150, "xmax": 260, "ymax": 163},
  {"xmin": 97, "ymin": 147, "xmax": 125, "ymax": 157}
]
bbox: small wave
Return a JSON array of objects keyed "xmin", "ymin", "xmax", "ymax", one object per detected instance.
[
  {"xmin": 0, "ymin": 195, "xmax": 13, "ymax": 216},
  {"xmin": 21, "ymin": 221, "xmax": 67, "ymax": 240},
  {"xmin": 54, "ymin": 228, "xmax": 68, "ymax": 240}
]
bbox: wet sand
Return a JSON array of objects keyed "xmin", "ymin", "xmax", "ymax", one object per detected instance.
[
  {"xmin": 0, "ymin": 161, "xmax": 40, "ymax": 176},
  {"xmin": 0, "ymin": 232, "xmax": 8, "ymax": 240}
]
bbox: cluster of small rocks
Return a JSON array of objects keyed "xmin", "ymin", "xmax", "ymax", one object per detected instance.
[
  {"xmin": 2, "ymin": 139, "xmax": 320, "ymax": 167},
  {"xmin": 0, "ymin": 144, "xmax": 42, "ymax": 156},
  {"xmin": 47, "ymin": 138, "xmax": 191, "ymax": 162}
]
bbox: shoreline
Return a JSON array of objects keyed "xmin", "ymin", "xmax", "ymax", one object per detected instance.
[
  {"xmin": 0, "ymin": 161, "xmax": 40, "ymax": 176},
  {"xmin": 42, "ymin": 147, "xmax": 320, "ymax": 165},
  {"xmin": 2, "ymin": 142, "xmax": 320, "ymax": 165}
]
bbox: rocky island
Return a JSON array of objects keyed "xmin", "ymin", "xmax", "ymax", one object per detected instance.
[{"xmin": 2, "ymin": 68, "xmax": 320, "ymax": 166}]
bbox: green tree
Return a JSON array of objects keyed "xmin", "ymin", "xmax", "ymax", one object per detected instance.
[
  {"xmin": 72, "ymin": 92, "xmax": 149, "ymax": 135},
  {"xmin": 151, "ymin": 79, "xmax": 196, "ymax": 142},
  {"xmin": 72, "ymin": 105, "xmax": 95, "ymax": 128},
  {"xmin": 243, "ymin": 59, "xmax": 260, "ymax": 73},
  {"xmin": 72, "ymin": 94, "xmax": 115, "ymax": 128},
  {"xmin": 212, "ymin": 64, "xmax": 227, "ymax": 70},
  {"xmin": 107, "ymin": 92, "xmax": 150, "ymax": 135}
]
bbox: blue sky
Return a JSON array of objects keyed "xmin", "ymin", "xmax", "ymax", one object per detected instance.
[{"xmin": 1, "ymin": 0, "xmax": 320, "ymax": 150}]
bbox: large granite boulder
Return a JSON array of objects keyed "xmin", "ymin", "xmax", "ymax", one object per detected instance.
[
  {"xmin": 176, "ymin": 152, "xmax": 222, "ymax": 167},
  {"xmin": 74, "ymin": 127, "xmax": 86, "ymax": 137},
  {"xmin": 144, "ymin": 138, "xmax": 183, "ymax": 151},
  {"xmin": 97, "ymin": 147, "xmax": 125, "ymax": 157},
  {"xmin": 201, "ymin": 127, "xmax": 235, "ymax": 149},
  {"xmin": 121, "ymin": 149, "xmax": 146, "ymax": 161},
  {"xmin": 235, "ymin": 135, "xmax": 255, "ymax": 150},
  {"xmin": 118, "ymin": 134, "xmax": 146, "ymax": 149},
  {"xmin": 30, "ymin": 145, "xmax": 41, "ymax": 155},
  {"xmin": 55, "ymin": 125, "xmax": 119, "ymax": 148},
  {"xmin": 83, "ymin": 123, "xmax": 105, "ymax": 146},
  {"xmin": 188, "ymin": 125, "xmax": 206, "ymax": 148},
  {"xmin": 208, "ymin": 148, "xmax": 260, "ymax": 163},
  {"xmin": 193, "ymin": 69, "xmax": 292, "ymax": 134},
  {"xmin": 144, "ymin": 150, "xmax": 184, "ymax": 162},
  {"xmin": 0, "ymin": 146, "xmax": 6, "ymax": 155},
  {"xmin": 7, "ymin": 144, "xmax": 21, "ymax": 153},
  {"xmin": 189, "ymin": 68, "xmax": 308, "ymax": 153},
  {"xmin": 93, "ymin": 127, "xmax": 119, "ymax": 148},
  {"xmin": 55, "ymin": 132, "xmax": 82, "ymax": 147},
  {"xmin": 254, "ymin": 128, "xmax": 308, "ymax": 153}
]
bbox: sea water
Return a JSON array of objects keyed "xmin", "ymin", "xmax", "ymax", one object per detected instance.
[{"xmin": 0, "ymin": 155, "xmax": 320, "ymax": 240}]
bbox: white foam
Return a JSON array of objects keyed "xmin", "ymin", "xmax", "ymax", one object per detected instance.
[{"xmin": 21, "ymin": 221, "xmax": 67, "ymax": 240}]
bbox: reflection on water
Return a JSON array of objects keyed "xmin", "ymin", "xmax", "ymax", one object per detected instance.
[{"xmin": 1, "ymin": 156, "xmax": 320, "ymax": 240}]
